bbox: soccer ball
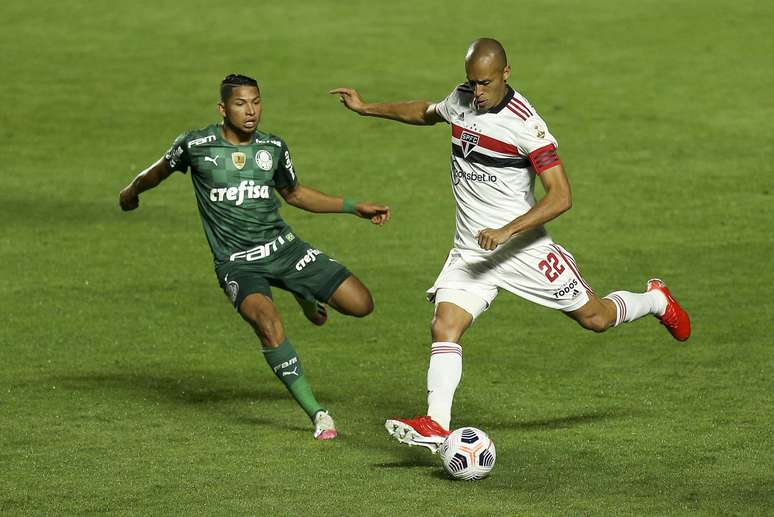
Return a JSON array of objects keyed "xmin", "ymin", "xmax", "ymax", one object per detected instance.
[{"xmin": 439, "ymin": 427, "xmax": 496, "ymax": 480}]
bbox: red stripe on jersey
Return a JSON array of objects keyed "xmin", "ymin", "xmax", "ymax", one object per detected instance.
[
  {"xmin": 506, "ymin": 104, "xmax": 528, "ymax": 120},
  {"xmin": 550, "ymin": 244, "xmax": 593, "ymax": 294},
  {"xmin": 528, "ymin": 144, "xmax": 561, "ymax": 174},
  {"xmin": 452, "ymin": 124, "xmax": 521, "ymax": 156},
  {"xmin": 507, "ymin": 102, "xmax": 530, "ymax": 120},
  {"xmin": 510, "ymin": 97, "xmax": 533, "ymax": 116}
]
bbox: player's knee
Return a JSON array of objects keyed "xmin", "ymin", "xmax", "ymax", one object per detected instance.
[
  {"xmin": 349, "ymin": 290, "xmax": 374, "ymax": 318},
  {"xmin": 239, "ymin": 302, "xmax": 285, "ymax": 345},
  {"xmin": 431, "ymin": 315, "xmax": 463, "ymax": 342},
  {"xmin": 577, "ymin": 314, "xmax": 611, "ymax": 333}
]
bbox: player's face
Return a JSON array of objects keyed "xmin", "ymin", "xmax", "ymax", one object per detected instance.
[
  {"xmin": 465, "ymin": 58, "xmax": 511, "ymax": 112},
  {"xmin": 219, "ymin": 86, "xmax": 262, "ymax": 134}
]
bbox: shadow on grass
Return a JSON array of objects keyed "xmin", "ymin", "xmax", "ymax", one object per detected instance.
[
  {"xmin": 50, "ymin": 371, "xmax": 289, "ymax": 403},
  {"xmin": 480, "ymin": 410, "xmax": 635, "ymax": 431},
  {"xmin": 47, "ymin": 371, "xmax": 319, "ymax": 432}
]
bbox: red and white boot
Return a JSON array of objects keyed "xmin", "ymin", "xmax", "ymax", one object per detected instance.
[
  {"xmin": 385, "ymin": 416, "xmax": 450, "ymax": 454},
  {"xmin": 647, "ymin": 278, "xmax": 691, "ymax": 341}
]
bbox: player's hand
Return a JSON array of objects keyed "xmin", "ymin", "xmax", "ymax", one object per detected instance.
[
  {"xmin": 119, "ymin": 185, "xmax": 140, "ymax": 211},
  {"xmin": 354, "ymin": 202, "xmax": 391, "ymax": 226},
  {"xmin": 476, "ymin": 227, "xmax": 511, "ymax": 250},
  {"xmin": 329, "ymin": 87, "xmax": 367, "ymax": 115}
]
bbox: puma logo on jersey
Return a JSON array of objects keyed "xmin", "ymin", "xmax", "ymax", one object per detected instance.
[
  {"xmin": 209, "ymin": 180, "xmax": 270, "ymax": 205},
  {"xmin": 204, "ymin": 155, "xmax": 219, "ymax": 166},
  {"xmin": 460, "ymin": 131, "xmax": 480, "ymax": 157}
]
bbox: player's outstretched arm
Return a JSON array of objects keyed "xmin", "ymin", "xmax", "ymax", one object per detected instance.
[
  {"xmin": 119, "ymin": 158, "xmax": 175, "ymax": 211},
  {"xmin": 278, "ymin": 184, "xmax": 391, "ymax": 226},
  {"xmin": 477, "ymin": 164, "xmax": 572, "ymax": 250},
  {"xmin": 329, "ymin": 87, "xmax": 443, "ymax": 126}
]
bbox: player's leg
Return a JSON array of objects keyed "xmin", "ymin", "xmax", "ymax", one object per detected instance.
[
  {"xmin": 327, "ymin": 274, "xmax": 374, "ymax": 317},
  {"xmin": 385, "ymin": 292, "xmax": 486, "ymax": 453},
  {"xmin": 569, "ymin": 279, "xmax": 690, "ymax": 340},
  {"xmin": 238, "ymin": 293, "xmax": 336, "ymax": 439},
  {"xmin": 386, "ymin": 251, "xmax": 498, "ymax": 453},
  {"xmin": 528, "ymin": 243, "xmax": 690, "ymax": 340},
  {"xmin": 293, "ymin": 294, "xmax": 328, "ymax": 326}
]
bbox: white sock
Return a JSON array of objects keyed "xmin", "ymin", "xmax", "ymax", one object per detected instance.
[
  {"xmin": 426, "ymin": 342, "xmax": 462, "ymax": 430},
  {"xmin": 605, "ymin": 290, "xmax": 667, "ymax": 326}
]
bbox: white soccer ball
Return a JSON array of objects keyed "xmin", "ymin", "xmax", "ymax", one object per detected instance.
[{"xmin": 439, "ymin": 427, "xmax": 496, "ymax": 480}]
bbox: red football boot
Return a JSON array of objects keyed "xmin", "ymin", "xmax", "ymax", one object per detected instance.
[
  {"xmin": 647, "ymin": 279, "xmax": 691, "ymax": 341},
  {"xmin": 385, "ymin": 416, "xmax": 450, "ymax": 454}
]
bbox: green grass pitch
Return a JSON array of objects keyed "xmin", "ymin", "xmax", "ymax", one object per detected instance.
[{"xmin": 1, "ymin": 0, "xmax": 772, "ymax": 514}]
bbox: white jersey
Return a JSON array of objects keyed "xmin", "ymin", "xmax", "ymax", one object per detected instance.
[{"xmin": 433, "ymin": 84, "xmax": 561, "ymax": 254}]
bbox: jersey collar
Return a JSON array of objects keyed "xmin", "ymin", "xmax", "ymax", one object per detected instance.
[{"xmin": 487, "ymin": 85, "xmax": 515, "ymax": 114}]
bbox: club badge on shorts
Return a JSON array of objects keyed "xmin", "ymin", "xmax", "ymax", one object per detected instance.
[
  {"xmin": 255, "ymin": 150, "xmax": 273, "ymax": 171},
  {"xmin": 226, "ymin": 280, "xmax": 240, "ymax": 304},
  {"xmin": 231, "ymin": 152, "xmax": 247, "ymax": 170}
]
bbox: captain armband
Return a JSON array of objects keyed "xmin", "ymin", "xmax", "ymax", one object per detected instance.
[{"xmin": 528, "ymin": 144, "xmax": 562, "ymax": 174}]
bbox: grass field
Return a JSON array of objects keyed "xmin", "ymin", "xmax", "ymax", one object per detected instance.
[{"xmin": 2, "ymin": 0, "xmax": 773, "ymax": 514}]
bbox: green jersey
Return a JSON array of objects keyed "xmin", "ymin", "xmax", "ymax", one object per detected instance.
[{"xmin": 163, "ymin": 123, "xmax": 298, "ymax": 264}]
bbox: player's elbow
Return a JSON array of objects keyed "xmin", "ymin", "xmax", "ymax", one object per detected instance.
[{"xmin": 559, "ymin": 195, "xmax": 572, "ymax": 213}]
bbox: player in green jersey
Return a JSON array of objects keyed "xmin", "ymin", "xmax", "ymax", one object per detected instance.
[{"xmin": 119, "ymin": 74, "xmax": 391, "ymax": 440}]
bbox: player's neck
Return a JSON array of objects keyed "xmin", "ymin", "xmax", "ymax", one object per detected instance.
[{"xmin": 220, "ymin": 121, "xmax": 255, "ymax": 145}]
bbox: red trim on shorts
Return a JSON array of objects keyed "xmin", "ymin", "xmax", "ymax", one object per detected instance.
[{"xmin": 550, "ymin": 244, "xmax": 593, "ymax": 294}]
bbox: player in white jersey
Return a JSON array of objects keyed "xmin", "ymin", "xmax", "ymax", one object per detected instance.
[{"xmin": 331, "ymin": 38, "xmax": 691, "ymax": 452}]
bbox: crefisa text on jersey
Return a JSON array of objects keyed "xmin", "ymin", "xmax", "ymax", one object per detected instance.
[{"xmin": 209, "ymin": 180, "xmax": 271, "ymax": 205}]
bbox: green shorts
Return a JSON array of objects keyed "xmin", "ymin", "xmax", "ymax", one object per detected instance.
[{"xmin": 215, "ymin": 234, "xmax": 352, "ymax": 310}]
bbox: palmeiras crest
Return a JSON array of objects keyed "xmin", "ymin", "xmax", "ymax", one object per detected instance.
[{"xmin": 226, "ymin": 280, "xmax": 239, "ymax": 303}]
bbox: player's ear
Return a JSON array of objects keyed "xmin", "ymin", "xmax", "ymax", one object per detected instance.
[
  {"xmin": 503, "ymin": 65, "xmax": 511, "ymax": 82},
  {"xmin": 217, "ymin": 101, "xmax": 226, "ymax": 117}
]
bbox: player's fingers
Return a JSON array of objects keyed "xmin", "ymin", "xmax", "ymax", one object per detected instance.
[{"xmin": 328, "ymin": 88, "xmax": 350, "ymax": 95}]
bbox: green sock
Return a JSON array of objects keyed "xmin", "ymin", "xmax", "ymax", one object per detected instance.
[{"xmin": 262, "ymin": 338, "xmax": 323, "ymax": 420}]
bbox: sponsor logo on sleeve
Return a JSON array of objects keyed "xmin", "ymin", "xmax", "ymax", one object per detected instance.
[
  {"xmin": 283, "ymin": 150, "xmax": 295, "ymax": 180},
  {"xmin": 188, "ymin": 134, "xmax": 216, "ymax": 148}
]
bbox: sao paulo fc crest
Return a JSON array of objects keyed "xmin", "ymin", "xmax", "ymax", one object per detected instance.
[{"xmin": 460, "ymin": 131, "xmax": 479, "ymax": 158}]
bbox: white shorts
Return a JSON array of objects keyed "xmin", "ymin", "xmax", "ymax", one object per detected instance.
[{"xmin": 426, "ymin": 242, "xmax": 592, "ymax": 319}]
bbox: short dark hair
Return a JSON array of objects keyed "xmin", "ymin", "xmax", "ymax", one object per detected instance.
[{"xmin": 220, "ymin": 74, "xmax": 259, "ymax": 102}]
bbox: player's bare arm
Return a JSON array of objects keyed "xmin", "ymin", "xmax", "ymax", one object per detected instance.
[
  {"xmin": 119, "ymin": 158, "xmax": 175, "ymax": 211},
  {"xmin": 476, "ymin": 164, "xmax": 572, "ymax": 250},
  {"xmin": 329, "ymin": 87, "xmax": 443, "ymax": 126},
  {"xmin": 278, "ymin": 184, "xmax": 391, "ymax": 225}
]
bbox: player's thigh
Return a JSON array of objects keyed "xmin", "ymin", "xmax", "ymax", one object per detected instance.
[
  {"xmin": 426, "ymin": 249, "xmax": 499, "ymax": 325},
  {"xmin": 495, "ymin": 243, "xmax": 592, "ymax": 312},
  {"xmin": 272, "ymin": 239, "xmax": 353, "ymax": 306},
  {"xmin": 327, "ymin": 274, "xmax": 373, "ymax": 317},
  {"xmin": 216, "ymin": 261, "xmax": 284, "ymax": 345},
  {"xmin": 431, "ymin": 295, "xmax": 480, "ymax": 343}
]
